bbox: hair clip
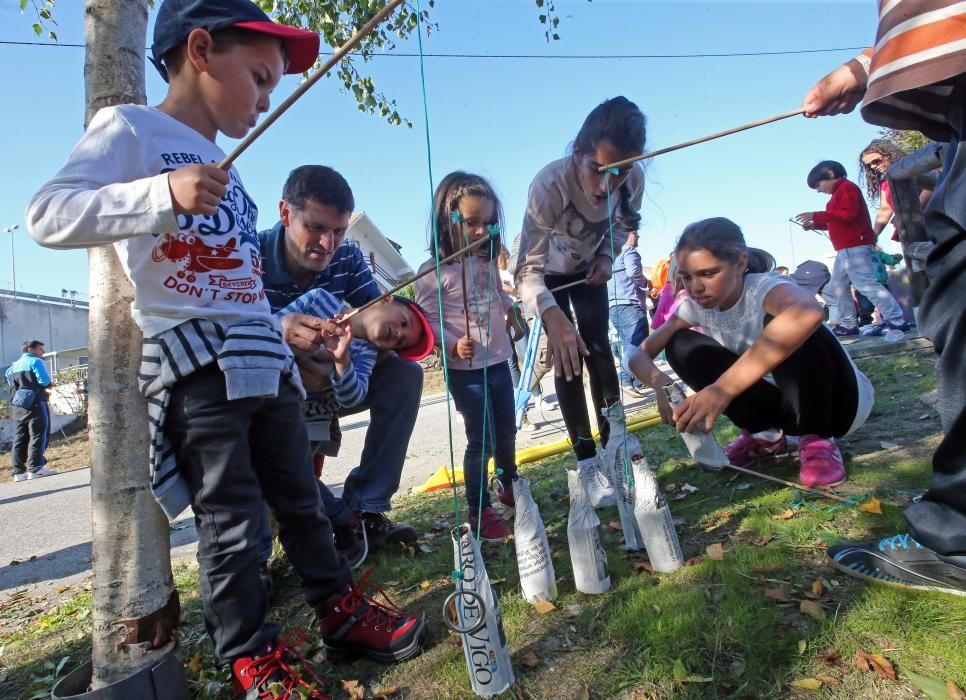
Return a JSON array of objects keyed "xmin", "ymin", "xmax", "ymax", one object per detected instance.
[
  {"xmin": 487, "ymin": 224, "xmax": 501, "ymax": 237},
  {"xmin": 450, "ymin": 210, "xmax": 463, "ymax": 224}
]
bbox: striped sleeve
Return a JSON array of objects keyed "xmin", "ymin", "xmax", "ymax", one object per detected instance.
[
  {"xmin": 276, "ymin": 288, "xmax": 346, "ymax": 320},
  {"xmin": 861, "ymin": 0, "xmax": 966, "ymax": 140},
  {"xmin": 330, "ymin": 340, "xmax": 377, "ymax": 408}
]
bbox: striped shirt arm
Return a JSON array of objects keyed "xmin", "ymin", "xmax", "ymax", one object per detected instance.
[
  {"xmin": 330, "ymin": 340, "xmax": 376, "ymax": 407},
  {"xmin": 276, "ymin": 289, "xmax": 344, "ymax": 320}
]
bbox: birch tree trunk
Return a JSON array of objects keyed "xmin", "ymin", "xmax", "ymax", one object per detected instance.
[{"xmin": 84, "ymin": 0, "xmax": 180, "ymax": 689}]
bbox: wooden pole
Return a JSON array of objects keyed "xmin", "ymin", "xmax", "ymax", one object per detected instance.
[
  {"xmin": 598, "ymin": 108, "xmax": 805, "ymax": 172},
  {"xmin": 548, "ymin": 267, "xmax": 626, "ymax": 294},
  {"xmin": 340, "ymin": 232, "xmax": 498, "ymax": 322},
  {"xmin": 218, "ymin": 0, "xmax": 405, "ymax": 169},
  {"xmin": 725, "ymin": 463, "xmax": 855, "ymax": 504}
]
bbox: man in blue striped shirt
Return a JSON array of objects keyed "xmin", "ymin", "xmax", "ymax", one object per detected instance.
[{"xmin": 258, "ymin": 165, "xmax": 424, "ymax": 557}]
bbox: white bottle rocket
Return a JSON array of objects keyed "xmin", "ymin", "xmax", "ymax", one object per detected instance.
[
  {"xmin": 631, "ymin": 456, "xmax": 684, "ymax": 572},
  {"xmin": 566, "ymin": 469, "xmax": 611, "ymax": 594},
  {"xmin": 663, "ymin": 381, "xmax": 730, "ymax": 470}
]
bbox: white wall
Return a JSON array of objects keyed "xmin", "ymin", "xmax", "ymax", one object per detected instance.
[{"xmin": 0, "ymin": 293, "xmax": 89, "ymax": 368}]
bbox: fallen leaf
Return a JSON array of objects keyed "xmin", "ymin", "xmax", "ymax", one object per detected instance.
[
  {"xmin": 764, "ymin": 588, "xmax": 793, "ymax": 602},
  {"xmin": 773, "ymin": 509, "xmax": 796, "ymax": 520},
  {"xmin": 518, "ymin": 651, "xmax": 541, "ymax": 668},
  {"xmin": 418, "ymin": 543, "xmax": 434, "ymax": 554},
  {"xmin": 816, "ymin": 675, "xmax": 841, "ymax": 687},
  {"xmin": 858, "ymin": 497, "xmax": 883, "ymax": 515},
  {"xmin": 57, "ymin": 586, "xmax": 69, "ymax": 594},
  {"xmin": 633, "ymin": 561, "xmax": 654, "ymax": 573},
  {"xmin": 684, "ymin": 556, "xmax": 703, "ymax": 567},
  {"xmin": 948, "ymin": 680, "xmax": 965, "ymax": 700},
  {"xmin": 798, "ymin": 640, "xmax": 807, "ymax": 655},
  {"xmin": 534, "ymin": 600, "xmax": 556, "ymax": 614},
  {"xmin": 681, "ymin": 483, "xmax": 699, "ymax": 494},
  {"xmin": 854, "ymin": 650, "xmax": 896, "ymax": 680},
  {"xmin": 706, "ymin": 543, "xmax": 724, "ymax": 561},
  {"xmin": 811, "ymin": 579, "xmax": 824, "ymax": 596},
  {"xmin": 373, "ymin": 686, "xmax": 400, "ymax": 699},
  {"xmin": 917, "ymin": 413, "xmax": 931, "ymax": 420},
  {"xmin": 790, "ymin": 678, "xmax": 823, "ymax": 690},
  {"xmin": 904, "ymin": 669, "xmax": 949, "ymax": 699},
  {"xmin": 564, "ymin": 604, "xmax": 583, "ymax": 618},
  {"xmin": 880, "ymin": 441, "xmax": 900, "ymax": 450},
  {"xmin": 754, "ymin": 534, "xmax": 775, "ymax": 546},
  {"xmin": 672, "ymin": 658, "xmax": 688, "ymax": 683},
  {"xmin": 817, "ymin": 651, "xmax": 844, "ymax": 668},
  {"xmin": 419, "ymin": 580, "xmax": 431, "ymax": 590},
  {"xmin": 342, "ymin": 679, "xmax": 365, "ymax": 700},
  {"xmin": 799, "ymin": 600, "xmax": 826, "ymax": 620},
  {"xmin": 187, "ymin": 653, "xmax": 204, "ymax": 674}
]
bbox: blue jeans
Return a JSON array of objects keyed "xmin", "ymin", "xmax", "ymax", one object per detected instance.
[
  {"xmin": 448, "ymin": 362, "xmax": 518, "ymax": 513},
  {"xmin": 610, "ymin": 304, "xmax": 650, "ymax": 386},
  {"xmin": 255, "ymin": 354, "xmax": 423, "ymax": 562},
  {"xmin": 829, "ymin": 245, "xmax": 904, "ymax": 327}
]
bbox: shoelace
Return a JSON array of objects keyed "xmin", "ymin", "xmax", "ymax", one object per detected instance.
[
  {"xmin": 361, "ymin": 512, "xmax": 395, "ymax": 534},
  {"xmin": 236, "ymin": 628, "xmax": 323, "ymax": 699},
  {"xmin": 878, "ymin": 533, "xmax": 921, "ymax": 552},
  {"xmin": 339, "ymin": 567, "xmax": 406, "ymax": 629}
]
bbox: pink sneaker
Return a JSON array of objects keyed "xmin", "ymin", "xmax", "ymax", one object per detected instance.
[
  {"xmin": 468, "ymin": 507, "xmax": 511, "ymax": 543},
  {"xmin": 799, "ymin": 435, "xmax": 846, "ymax": 487},
  {"xmin": 725, "ymin": 429, "xmax": 790, "ymax": 466}
]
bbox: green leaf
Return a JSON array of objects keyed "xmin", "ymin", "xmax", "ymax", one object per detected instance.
[
  {"xmin": 536, "ymin": 0, "xmax": 544, "ymax": 5},
  {"xmin": 904, "ymin": 670, "xmax": 950, "ymax": 700},
  {"xmin": 20, "ymin": 0, "xmax": 28, "ymax": 11},
  {"xmin": 672, "ymin": 659, "xmax": 687, "ymax": 683},
  {"xmin": 32, "ymin": 23, "xmax": 42, "ymax": 36}
]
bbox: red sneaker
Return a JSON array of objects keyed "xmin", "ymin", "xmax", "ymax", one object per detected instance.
[
  {"xmin": 231, "ymin": 629, "xmax": 327, "ymax": 699},
  {"xmin": 725, "ymin": 429, "xmax": 790, "ymax": 466},
  {"xmin": 468, "ymin": 506, "xmax": 511, "ymax": 542},
  {"xmin": 799, "ymin": 434, "xmax": 846, "ymax": 487},
  {"xmin": 494, "ymin": 479, "xmax": 515, "ymax": 512},
  {"xmin": 318, "ymin": 569, "xmax": 424, "ymax": 663}
]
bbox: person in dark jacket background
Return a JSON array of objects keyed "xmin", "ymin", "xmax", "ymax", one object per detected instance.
[{"xmin": 5, "ymin": 340, "xmax": 58, "ymax": 481}]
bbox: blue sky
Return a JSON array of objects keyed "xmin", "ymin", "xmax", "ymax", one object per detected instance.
[{"xmin": 0, "ymin": 0, "xmax": 887, "ymax": 300}]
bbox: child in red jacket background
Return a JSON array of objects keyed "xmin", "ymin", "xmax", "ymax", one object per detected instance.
[{"xmin": 795, "ymin": 160, "xmax": 910, "ymax": 337}]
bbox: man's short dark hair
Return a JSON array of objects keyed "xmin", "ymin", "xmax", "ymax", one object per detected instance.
[
  {"xmin": 807, "ymin": 160, "xmax": 847, "ymax": 188},
  {"xmin": 282, "ymin": 165, "xmax": 355, "ymax": 214},
  {"xmin": 23, "ymin": 340, "xmax": 44, "ymax": 353}
]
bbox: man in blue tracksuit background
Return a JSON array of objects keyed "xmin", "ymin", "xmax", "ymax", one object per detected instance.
[{"xmin": 5, "ymin": 340, "xmax": 58, "ymax": 481}]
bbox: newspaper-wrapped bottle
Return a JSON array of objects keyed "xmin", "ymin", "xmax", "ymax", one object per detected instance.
[
  {"xmin": 513, "ymin": 478, "xmax": 557, "ymax": 604},
  {"xmin": 566, "ymin": 470, "xmax": 611, "ymax": 594},
  {"xmin": 451, "ymin": 526, "xmax": 515, "ymax": 697},
  {"xmin": 631, "ymin": 456, "xmax": 684, "ymax": 572},
  {"xmin": 663, "ymin": 381, "xmax": 730, "ymax": 470},
  {"xmin": 601, "ymin": 403, "xmax": 643, "ymax": 551}
]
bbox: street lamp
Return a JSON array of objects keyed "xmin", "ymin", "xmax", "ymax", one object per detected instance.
[{"xmin": 2, "ymin": 224, "xmax": 19, "ymax": 296}]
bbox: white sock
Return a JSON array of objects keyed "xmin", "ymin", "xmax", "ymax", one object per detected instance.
[{"xmin": 751, "ymin": 428, "xmax": 782, "ymax": 442}]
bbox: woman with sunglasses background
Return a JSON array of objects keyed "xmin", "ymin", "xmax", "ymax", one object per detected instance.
[{"xmin": 514, "ymin": 96, "xmax": 646, "ymax": 506}]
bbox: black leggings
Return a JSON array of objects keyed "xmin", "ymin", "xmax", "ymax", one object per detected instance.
[
  {"xmin": 546, "ymin": 273, "xmax": 620, "ymax": 460},
  {"xmin": 665, "ymin": 325, "xmax": 859, "ymax": 438}
]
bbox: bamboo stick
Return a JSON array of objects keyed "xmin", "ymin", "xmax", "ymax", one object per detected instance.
[
  {"xmin": 724, "ymin": 463, "xmax": 855, "ymax": 504},
  {"xmin": 598, "ymin": 108, "xmax": 805, "ymax": 172},
  {"xmin": 219, "ymin": 0, "xmax": 405, "ymax": 169}
]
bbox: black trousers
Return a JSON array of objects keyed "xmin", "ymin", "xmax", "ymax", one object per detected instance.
[
  {"xmin": 665, "ymin": 325, "xmax": 859, "ymax": 439},
  {"xmin": 165, "ymin": 366, "xmax": 351, "ymax": 664},
  {"xmin": 546, "ymin": 273, "xmax": 620, "ymax": 460},
  {"xmin": 10, "ymin": 401, "xmax": 50, "ymax": 474},
  {"xmin": 905, "ymin": 77, "xmax": 966, "ymax": 557}
]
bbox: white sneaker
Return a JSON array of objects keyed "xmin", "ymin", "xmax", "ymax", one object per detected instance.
[
  {"xmin": 539, "ymin": 397, "xmax": 558, "ymax": 412},
  {"xmin": 577, "ymin": 456, "xmax": 616, "ymax": 508},
  {"xmin": 13, "ymin": 473, "xmax": 27, "ymax": 483},
  {"xmin": 27, "ymin": 467, "xmax": 59, "ymax": 480},
  {"xmin": 522, "ymin": 419, "xmax": 537, "ymax": 433}
]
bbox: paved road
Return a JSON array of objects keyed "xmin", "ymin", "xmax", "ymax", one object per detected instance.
[{"xmin": 0, "ymin": 372, "xmax": 659, "ymax": 600}]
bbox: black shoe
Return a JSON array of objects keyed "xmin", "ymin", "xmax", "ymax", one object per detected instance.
[
  {"xmin": 258, "ymin": 562, "xmax": 274, "ymax": 598},
  {"xmin": 334, "ymin": 518, "xmax": 367, "ymax": 569},
  {"xmin": 358, "ymin": 512, "xmax": 418, "ymax": 550},
  {"xmin": 828, "ymin": 533, "xmax": 966, "ymax": 597}
]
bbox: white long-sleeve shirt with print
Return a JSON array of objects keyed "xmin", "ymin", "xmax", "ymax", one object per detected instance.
[
  {"xmin": 26, "ymin": 104, "xmax": 275, "ymax": 338},
  {"xmin": 515, "ymin": 155, "xmax": 644, "ymax": 319},
  {"xmin": 414, "ymin": 256, "xmax": 514, "ymax": 371}
]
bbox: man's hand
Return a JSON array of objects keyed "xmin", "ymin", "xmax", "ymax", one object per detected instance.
[
  {"xmin": 168, "ymin": 164, "xmax": 230, "ymax": 217},
  {"xmin": 455, "ymin": 335, "xmax": 475, "ymax": 360},
  {"xmin": 584, "ymin": 254, "xmax": 613, "ymax": 286},
  {"xmin": 803, "ymin": 61, "xmax": 867, "ymax": 118},
  {"xmin": 297, "ymin": 355, "xmax": 334, "ymax": 393},
  {"xmin": 280, "ymin": 313, "xmax": 342, "ymax": 359},
  {"xmin": 542, "ymin": 306, "xmax": 589, "ymax": 381},
  {"xmin": 672, "ymin": 383, "xmax": 733, "ymax": 433}
]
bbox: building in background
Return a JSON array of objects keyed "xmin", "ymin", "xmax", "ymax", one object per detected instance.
[
  {"xmin": 0, "ymin": 289, "xmax": 89, "ymax": 372},
  {"xmin": 345, "ymin": 212, "xmax": 415, "ymax": 291}
]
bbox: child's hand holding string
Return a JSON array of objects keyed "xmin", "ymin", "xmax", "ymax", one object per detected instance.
[
  {"xmin": 672, "ymin": 383, "xmax": 733, "ymax": 434},
  {"xmin": 168, "ymin": 164, "xmax": 230, "ymax": 217},
  {"xmin": 584, "ymin": 254, "xmax": 613, "ymax": 286},
  {"xmin": 794, "ymin": 212, "xmax": 815, "ymax": 230},
  {"xmin": 325, "ymin": 314, "xmax": 353, "ymax": 377}
]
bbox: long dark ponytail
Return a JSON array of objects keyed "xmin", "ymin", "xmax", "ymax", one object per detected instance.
[{"xmin": 675, "ymin": 217, "xmax": 775, "ymax": 274}]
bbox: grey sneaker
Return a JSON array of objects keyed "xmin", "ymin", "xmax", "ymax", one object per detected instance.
[{"xmin": 27, "ymin": 467, "xmax": 59, "ymax": 480}]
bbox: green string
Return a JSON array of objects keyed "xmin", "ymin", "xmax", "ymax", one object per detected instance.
[
  {"xmin": 787, "ymin": 488, "xmax": 865, "ymax": 514},
  {"xmin": 604, "ymin": 169, "xmax": 634, "ymax": 491},
  {"xmin": 414, "ymin": 0, "xmax": 464, "ymax": 578}
]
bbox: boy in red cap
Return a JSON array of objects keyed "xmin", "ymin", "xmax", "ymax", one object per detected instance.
[{"xmin": 26, "ymin": 0, "xmax": 423, "ymax": 696}]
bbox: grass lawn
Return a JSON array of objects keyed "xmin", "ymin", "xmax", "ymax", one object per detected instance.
[{"xmin": 2, "ymin": 349, "xmax": 964, "ymax": 699}]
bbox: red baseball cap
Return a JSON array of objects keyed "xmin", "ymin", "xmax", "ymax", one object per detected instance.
[
  {"xmin": 151, "ymin": 0, "xmax": 320, "ymax": 82},
  {"xmin": 393, "ymin": 296, "xmax": 436, "ymax": 363}
]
